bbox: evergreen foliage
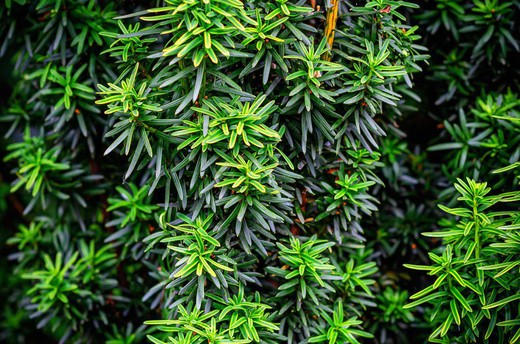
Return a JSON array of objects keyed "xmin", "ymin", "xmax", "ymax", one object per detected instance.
[{"xmin": 0, "ymin": 0, "xmax": 518, "ymax": 343}]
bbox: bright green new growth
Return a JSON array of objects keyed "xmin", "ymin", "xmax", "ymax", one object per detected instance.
[{"xmin": 405, "ymin": 175, "xmax": 520, "ymax": 342}]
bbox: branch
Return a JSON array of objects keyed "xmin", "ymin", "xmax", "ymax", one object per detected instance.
[{"xmin": 323, "ymin": 0, "xmax": 340, "ymax": 61}]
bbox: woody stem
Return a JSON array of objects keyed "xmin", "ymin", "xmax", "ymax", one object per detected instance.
[{"xmin": 323, "ymin": 0, "xmax": 340, "ymax": 61}]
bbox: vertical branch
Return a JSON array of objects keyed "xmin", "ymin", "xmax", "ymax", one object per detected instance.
[{"xmin": 323, "ymin": 0, "xmax": 340, "ymax": 61}]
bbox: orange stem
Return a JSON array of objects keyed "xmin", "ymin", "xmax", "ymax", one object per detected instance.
[{"xmin": 323, "ymin": 0, "xmax": 340, "ymax": 61}]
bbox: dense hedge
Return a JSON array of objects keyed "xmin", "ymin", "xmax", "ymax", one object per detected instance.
[{"xmin": 0, "ymin": 0, "xmax": 519, "ymax": 343}]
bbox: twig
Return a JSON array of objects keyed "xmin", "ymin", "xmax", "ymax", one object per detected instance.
[{"xmin": 323, "ymin": 0, "xmax": 340, "ymax": 61}]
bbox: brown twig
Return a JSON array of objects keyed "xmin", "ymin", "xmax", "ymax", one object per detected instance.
[{"xmin": 323, "ymin": 0, "xmax": 340, "ymax": 61}]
